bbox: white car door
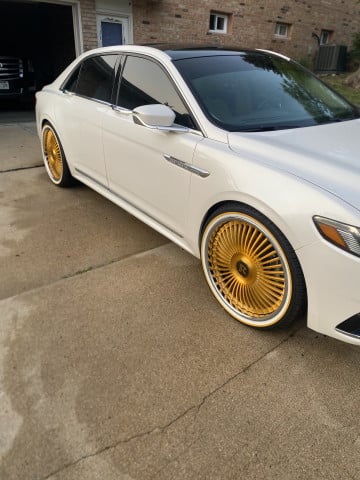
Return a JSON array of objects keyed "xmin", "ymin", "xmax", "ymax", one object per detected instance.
[
  {"xmin": 102, "ymin": 55, "xmax": 204, "ymax": 237},
  {"xmin": 58, "ymin": 54, "xmax": 119, "ymax": 187}
]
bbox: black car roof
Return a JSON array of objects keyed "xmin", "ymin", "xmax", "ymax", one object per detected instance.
[{"xmin": 143, "ymin": 44, "xmax": 252, "ymax": 60}]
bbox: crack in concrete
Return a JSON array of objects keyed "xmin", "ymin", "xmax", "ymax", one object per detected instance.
[
  {"xmin": 148, "ymin": 327, "xmax": 301, "ymax": 478},
  {"xmin": 42, "ymin": 382, "xmax": 210, "ymax": 480},
  {"xmin": 40, "ymin": 328, "xmax": 300, "ymax": 480},
  {"xmin": 149, "ymin": 439, "xmax": 199, "ymax": 480},
  {"xmin": 194, "ymin": 327, "xmax": 300, "ymax": 421}
]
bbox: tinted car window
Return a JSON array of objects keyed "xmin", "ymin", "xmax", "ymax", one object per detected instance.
[
  {"xmin": 63, "ymin": 65, "xmax": 81, "ymax": 93},
  {"xmin": 74, "ymin": 55, "xmax": 118, "ymax": 102},
  {"xmin": 175, "ymin": 53, "xmax": 358, "ymax": 132},
  {"xmin": 117, "ymin": 56, "xmax": 195, "ymax": 128}
]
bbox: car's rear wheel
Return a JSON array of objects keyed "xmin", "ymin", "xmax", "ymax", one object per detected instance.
[
  {"xmin": 41, "ymin": 124, "xmax": 74, "ymax": 187},
  {"xmin": 200, "ymin": 204, "xmax": 306, "ymax": 328}
]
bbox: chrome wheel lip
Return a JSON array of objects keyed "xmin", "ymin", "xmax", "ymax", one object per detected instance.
[
  {"xmin": 42, "ymin": 125, "xmax": 63, "ymax": 184},
  {"xmin": 201, "ymin": 212, "xmax": 292, "ymax": 328}
]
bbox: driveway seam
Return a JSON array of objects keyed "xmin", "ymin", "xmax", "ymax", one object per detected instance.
[
  {"xmin": 0, "ymin": 241, "xmax": 171, "ymax": 303},
  {"xmin": 0, "ymin": 164, "xmax": 43, "ymax": 173}
]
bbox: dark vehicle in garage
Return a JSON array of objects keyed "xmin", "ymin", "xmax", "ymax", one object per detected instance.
[{"xmin": 0, "ymin": 55, "xmax": 36, "ymax": 101}]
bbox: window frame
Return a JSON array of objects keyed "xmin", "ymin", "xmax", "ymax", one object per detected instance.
[
  {"xmin": 209, "ymin": 12, "xmax": 229, "ymax": 34},
  {"xmin": 114, "ymin": 53, "xmax": 200, "ymax": 131},
  {"xmin": 97, "ymin": 14, "xmax": 131, "ymax": 47},
  {"xmin": 60, "ymin": 53, "xmax": 121, "ymax": 105},
  {"xmin": 320, "ymin": 30, "xmax": 333, "ymax": 45},
  {"xmin": 274, "ymin": 22, "xmax": 291, "ymax": 38},
  {"xmin": 61, "ymin": 64, "xmax": 82, "ymax": 94}
]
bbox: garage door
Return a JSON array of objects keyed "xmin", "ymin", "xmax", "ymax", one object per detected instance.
[{"xmin": 0, "ymin": 1, "xmax": 76, "ymax": 93}]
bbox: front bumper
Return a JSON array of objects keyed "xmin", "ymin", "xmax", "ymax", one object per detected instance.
[{"xmin": 297, "ymin": 240, "xmax": 360, "ymax": 345}]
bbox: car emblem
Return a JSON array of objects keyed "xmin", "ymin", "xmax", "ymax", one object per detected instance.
[{"xmin": 237, "ymin": 261, "xmax": 250, "ymax": 278}]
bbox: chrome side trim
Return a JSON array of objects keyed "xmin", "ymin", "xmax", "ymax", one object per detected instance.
[
  {"xmin": 62, "ymin": 90, "xmax": 114, "ymax": 107},
  {"xmin": 111, "ymin": 105, "xmax": 133, "ymax": 115},
  {"xmin": 132, "ymin": 112, "xmax": 189, "ymax": 133},
  {"xmin": 163, "ymin": 154, "xmax": 210, "ymax": 178},
  {"xmin": 75, "ymin": 167, "xmax": 109, "ymax": 190},
  {"xmin": 74, "ymin": 167, "xmax": 183, "ymax": 238}
]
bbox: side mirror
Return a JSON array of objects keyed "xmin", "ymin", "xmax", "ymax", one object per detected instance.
[
  {"xmin": 132, "ymin": 104, "xmax": 189, "ymax": 133},
  {"xmin": 133, "ymin": 104, "xmax": 175, "ymax": 127}
]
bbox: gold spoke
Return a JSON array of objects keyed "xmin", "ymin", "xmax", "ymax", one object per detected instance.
[
  {"xmin": 207, "ymin": 218, "xmax": 287, "ymax": 319},
  {"xmin": 43, "ymin": 128, "xmax": 63, "ymax": 181}
]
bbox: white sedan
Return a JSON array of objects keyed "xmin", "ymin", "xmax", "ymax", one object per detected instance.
[{"xmin": 36, "ymin": 45, "xmax": 360, "ymax": 345}]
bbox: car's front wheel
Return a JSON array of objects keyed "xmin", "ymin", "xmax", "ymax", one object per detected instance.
[
  {"xmin": 200, "ymin": 204, "xmax": 306, "ymax": 328},
  {"xmin": 41, "ymin": 124, "xmax": 74, "ymax": 187}
]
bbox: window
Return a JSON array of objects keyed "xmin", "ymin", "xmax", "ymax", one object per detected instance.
[
  {"xmin": 275, "ymin": 22, "xmax": 291, "ymax": 38},
  {"xmin": 102, "ymin": 22, "xmax": 123, "ymax": 46},
  {"xmin": 209, "ymin": 12, "xmax": 229, "ymax": 34},
  {"xmin": 62, "ymin": 65, "xmax": 81, "ymax": 93},
  {"xmin": 175, "ymin": 53, "xmax": 356, "ymax": 132},
  {"xmin": 97, "ymin": 15, "xmax": 130, "ymax": 47},
  {"xmin": 116, "ymin": 56, "xmax": 195, "ymax": 128},
  {"xmin": 320, "ymin": 30, "xmax": 332, "ymax": 45},
  {"xmin": 73, "ymin": 55, "xmax": 118, "ymax": 102}
]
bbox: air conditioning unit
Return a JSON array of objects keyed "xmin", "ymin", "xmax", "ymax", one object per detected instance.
[{"xmin": 315, "ymin": 45, "xmax": 347, "ymax": 73}]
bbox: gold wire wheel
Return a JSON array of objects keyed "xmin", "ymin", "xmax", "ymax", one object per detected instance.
[
  {"xmin": 43, "ymin": 127, "xmax": 63, "ymax": 182},
  {"xmin": 203, "ymin": 213, "xmax": 291, "ymax": 326}
]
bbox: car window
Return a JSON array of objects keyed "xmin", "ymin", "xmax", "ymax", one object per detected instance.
[
  {"xmin": 62, "ymin": 65, "xmax": 81, "ymax": 93},
  {"xmin": 175, "ymin": 53, "xmax": 358, "ymax": 132},
  {"xmin": 116, "ymin": 55, "xmax": 195, "ymax": 128},
  {"xmin": 69, "ymin": 54, "xmax": 118, "ymax": 103}
]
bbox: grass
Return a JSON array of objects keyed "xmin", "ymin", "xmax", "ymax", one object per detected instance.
[{"xmin": 321, "ymin": 73, "xmax": 360, "ymax": 106}]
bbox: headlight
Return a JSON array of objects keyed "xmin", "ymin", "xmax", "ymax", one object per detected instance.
[{"xmin": 314, "ymin": 216, "xmax": 360, "ymax": 257}]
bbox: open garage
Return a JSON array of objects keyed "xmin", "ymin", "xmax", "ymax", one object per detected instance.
[{"xmin": 0, "ymin": 0, "xmax": 77, "ymax": 115}]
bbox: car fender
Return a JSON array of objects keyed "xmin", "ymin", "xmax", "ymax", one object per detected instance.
[{"xmin": 185, "ymin": 138, "xmax": 360, "ymax": 258}]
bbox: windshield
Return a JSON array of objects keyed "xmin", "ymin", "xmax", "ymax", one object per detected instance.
[{"xmin": 174, "ymin": 52, "xmax": 359, "ymax": 131}]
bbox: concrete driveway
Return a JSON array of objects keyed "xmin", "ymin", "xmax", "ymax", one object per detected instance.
[{"xmin": 0, "ymin": 117, "xmax": 359, "ymax": 480}]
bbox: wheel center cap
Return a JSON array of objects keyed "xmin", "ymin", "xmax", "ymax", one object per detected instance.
[{"xmin": 236, "ymin": 260, "xmax": 250, "ymax": 278}]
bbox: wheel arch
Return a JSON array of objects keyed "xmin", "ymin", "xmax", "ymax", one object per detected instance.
[
  {"xmin": 41, "ymin": 118, "xmax": 51, "ymax": 128},
  {"xmin": 199, "ymin": 197, "xmax": 298, "ymax": 253},
  {"xmin": 40, "ymin": 116, "xmax": 66, "ymax": 145}
]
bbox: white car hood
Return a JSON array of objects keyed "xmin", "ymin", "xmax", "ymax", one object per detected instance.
[{"xmin": 228, "ymin": 119, "xmax": 360, "ymax": 211}]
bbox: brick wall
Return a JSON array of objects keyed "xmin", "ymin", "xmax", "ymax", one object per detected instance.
[
  {"xmin": 80, "ymin": 0, "xmax": 98, "ymax": 51},
  {"xmin": 132, "ymin": 0, "xmax": 360, "ymax": 62}
]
